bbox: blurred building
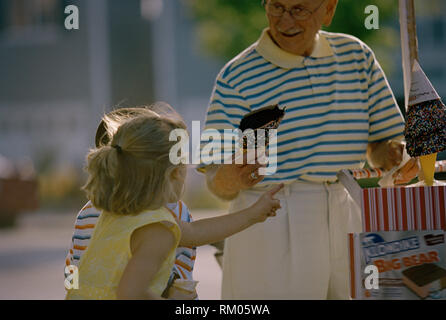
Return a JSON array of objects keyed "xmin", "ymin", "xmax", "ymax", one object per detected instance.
[
  {"xmin": 1, "ymin": 0, "xmax": 112, "ymax": 167},
  {"xmin": 0, "ymin": 0, "xmax": 222, "ymax": 170}
]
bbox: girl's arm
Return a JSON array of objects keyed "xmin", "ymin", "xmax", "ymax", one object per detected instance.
[
  {"xmin": 117, "ymin": 222, "xmax": 195, "ymax": 300},
  {"xmin": 178, "ymin": 184, "xmax": 283, "ymax": 248}
]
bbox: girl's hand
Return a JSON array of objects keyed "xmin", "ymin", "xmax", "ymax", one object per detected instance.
[
  {"xmin": 249, "ymin": 183, "xmax": 284, "ymax": 223},
  {"xmin": 166, "ymin": 286, "xmax": 198, "ymax": 300}
]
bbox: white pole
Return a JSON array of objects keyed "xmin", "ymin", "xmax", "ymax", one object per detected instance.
[
  {"xmin": 399, "ymin": 0, "xmax": 418, "ymax": 110},
  {"xmin": 86, "ymin": 0, "xmax": 112, "ymax": 124},
  {"xmin": 150, "ymin": 0, "xmax": 178, "ymax": 108}
]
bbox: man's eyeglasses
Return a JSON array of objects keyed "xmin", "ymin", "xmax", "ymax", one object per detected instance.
[{"xmin": 265, "ymin": 0, "xmax": 326, "ymax": 21}]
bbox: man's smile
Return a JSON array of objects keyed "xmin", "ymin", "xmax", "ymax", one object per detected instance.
[
  {"xmin": 278, "ymin": 27, "xmax": 304, "ymax": 37},
  {"xmin": 280, "ymin": 30, "xmax": 302, "ymax": 37}
]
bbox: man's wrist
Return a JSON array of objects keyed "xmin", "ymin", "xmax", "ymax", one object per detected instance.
[
  {"xmin": 367, "ymin": 140, "xmax": 403, "ymax": 171},
  {"xmin": 368, "ymin": 141, "xmax": 387, "ymax": 168},
  {"xmin": 210, "ymin": 177, "xmax": 241, "ymax": 200},
  {"xmin": 367, "ymin": 140, "xmax": 391, "ymax": 169}
]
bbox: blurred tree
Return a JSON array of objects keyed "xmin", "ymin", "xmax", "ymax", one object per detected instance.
[{"xmin": 182, "ymin": 0, "xmax": 398, "ymax": 71}]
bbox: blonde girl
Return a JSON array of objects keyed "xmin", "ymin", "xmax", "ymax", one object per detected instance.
[
  {"xmin": 65, "ymin": 105, "xmax": 198, "ymax": 299},
  {"xmin": 66, "ymin": 106, "xmax": 282, "ymax": 300}
]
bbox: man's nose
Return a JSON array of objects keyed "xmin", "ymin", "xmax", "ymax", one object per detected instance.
[{"xmin": 277, "ymin": 11, "xmax": 295, "ymax": 28}]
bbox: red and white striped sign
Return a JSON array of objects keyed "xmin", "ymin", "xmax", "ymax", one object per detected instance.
[{"xmin": 361, "ymin": 185, "xmax": 446, "ymax": 232}]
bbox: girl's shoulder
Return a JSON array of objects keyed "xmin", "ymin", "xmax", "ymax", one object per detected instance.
[
  {"xmin": 105, "ymin": 206, "xmax": 179, "ymax": 227},
  {"xmin": 89, "ymin": 207, "xmax": 181, "ymax": 256}
]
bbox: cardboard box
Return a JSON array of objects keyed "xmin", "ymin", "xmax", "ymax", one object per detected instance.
[
  {"xmin": 349, "ymin": 230, "xmax": 446, "ymax": 299},
  {"xmin": 337, "ymin": 169, "xmax": 446, "ymax": 232},
  {"xmin": 341, "ymin": 165, "xmax": 446, "ymax": 299}
]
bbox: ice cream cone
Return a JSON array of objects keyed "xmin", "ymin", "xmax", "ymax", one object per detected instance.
[
  {"xmin": 419, "ymin": 153, "xmax": 437, "ymax": 186},
  {"xmin": 400, "ymin": 1, "xmax": 446, "ymax": 188},
  {"xmin": 403, "ymin": 61, "xmax": 446, "ymax": 161}
]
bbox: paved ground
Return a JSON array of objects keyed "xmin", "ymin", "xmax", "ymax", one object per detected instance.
[{"xmin": 0, "ymin": 209, "xmax": 224, "ymax": 300}]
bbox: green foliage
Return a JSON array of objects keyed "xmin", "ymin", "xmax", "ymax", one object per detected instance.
[
  {"xmin": 327, "ymin": 1, "xmax": 399, "ymax": 73},
  {"xmin": 182, "ymin": 0, "xmax": 398, "ymax": 68},
  {"xmin": 182, "ymin": 0, "xmax": 267, "ymax": 61},
  {"xmin": 326, "ymin": 1, "xmax": 396, "ymax": 41}
]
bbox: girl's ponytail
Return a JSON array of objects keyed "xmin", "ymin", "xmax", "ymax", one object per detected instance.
[{"xmin": 83, "ymin": 145, "xmax": 120, "ymax": 213}]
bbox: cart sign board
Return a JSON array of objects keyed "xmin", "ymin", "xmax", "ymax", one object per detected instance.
[
  {"xmin": 349, "ymin": 230, "xmax": 446, "ymax": 300},
  {"xmin": 337, "ymin": 169, "xmax": 446, "ymax": 232}
]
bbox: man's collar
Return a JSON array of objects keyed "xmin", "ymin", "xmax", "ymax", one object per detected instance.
[{"xmin": 255, "ymin": 28, "xmax": 334, "ymax": 69}]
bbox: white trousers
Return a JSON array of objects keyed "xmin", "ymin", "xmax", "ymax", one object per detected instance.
[{"xmin": 221, "ymin": 181, "xmax": 362, "ymax": 300}]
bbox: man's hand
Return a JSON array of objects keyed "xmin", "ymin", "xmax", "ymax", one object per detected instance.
[
  {"xmin": 212, "ymin": 163, "xmax": 265, "ymax": 198},
  {"xmin": 206, "ymin": 151, "xmax": 267, "ymax": 200},
  {"xmin": 367, "ymin": 140, "xmax": 404, "ymax": 171}
]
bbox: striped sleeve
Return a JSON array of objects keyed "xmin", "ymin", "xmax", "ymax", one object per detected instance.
[
  {"xmin": 165, "ymin": 201, "xmax": 196, "ymax": 284},
  {"xmin": 366, "ymin": 47, "xmax": 405, "ymax": 142},
  {"xmin": 200, "ymin": 72, "xmax": 251, "ymax": 165},
  {"xmin": 66, "ymin": 201, "xmax": 100, "ymax": 266},
  {"xmin": 65, "ymin": 202, "xmax": 100, "ymax": 288},
  {"xmin": 205, "ymin": 72, "xmax": 250, "ymax": 130}
]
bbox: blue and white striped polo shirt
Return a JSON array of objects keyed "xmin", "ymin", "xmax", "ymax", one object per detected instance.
[{"xmin": 202, "ymin": 28, "xmax": 405, "ymax": 185}]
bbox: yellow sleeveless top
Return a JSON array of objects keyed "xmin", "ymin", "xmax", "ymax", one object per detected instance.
[{"xmin": 66, "ymin": 207, "xmax": 181, "ymax": 300}]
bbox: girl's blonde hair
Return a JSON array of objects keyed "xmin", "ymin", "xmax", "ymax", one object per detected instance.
[
  {"xmin": 82, "ymin": 103, "xmax": 187, "ymax": 215},
  {"xmin": 95, "ymin": 102, "xmax": 184, "ymax": 148}
]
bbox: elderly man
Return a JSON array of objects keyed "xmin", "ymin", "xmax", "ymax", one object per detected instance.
[{"xmin": 201, "ymin": 0, "xmax": 414, "ymax": 299}]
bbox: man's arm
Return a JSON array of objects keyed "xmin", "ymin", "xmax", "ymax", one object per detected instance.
[{"xmin": 364, "ymin": 43, "xmax": 406, "ymax": 172}]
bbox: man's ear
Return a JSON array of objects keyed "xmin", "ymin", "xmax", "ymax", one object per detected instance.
[{"xmin": 323, "ymin": 0, "xmax": 338, "ymax": 27}]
